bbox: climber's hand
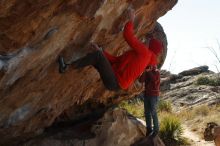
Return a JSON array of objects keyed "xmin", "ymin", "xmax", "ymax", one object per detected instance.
[{"xmin": 127, "ymin": 6, "xmax": 135, "ymax": 22}]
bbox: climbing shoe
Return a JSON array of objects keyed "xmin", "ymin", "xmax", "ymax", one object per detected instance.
[
  {"xmin": 58, "ymin": 56, "xmax": 67, "ymax": 73},
  {"xmin": 146, "ymin": 130, "xmax": 153, "ymax": 137},
  {"xmin": 150, "ymin": 131, "xmax": 158, "ymax": 138}
]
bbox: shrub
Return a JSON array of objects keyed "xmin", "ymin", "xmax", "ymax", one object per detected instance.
[
  {"xmin": 196, "ymin": 76, "xmax": 220, "ymax": 86},
  {"xmin": 196, "ymin": 76, "xmax": 210, "ymax": 85},
  {"xmin": 158, "ymin": 100, "xmax": 172, "ymax": 113},
  {"xmin": 160, "ymin": 114, "xmax": 183, "ymax": 144},
  {"xmin": 215, "ymin": 77, "xmax": 220, "ymax": 86}
]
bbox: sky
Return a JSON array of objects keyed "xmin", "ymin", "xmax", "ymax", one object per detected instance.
[{"xmin": 158, "ymin": 0, "xmax": 220, "ymax": 74}]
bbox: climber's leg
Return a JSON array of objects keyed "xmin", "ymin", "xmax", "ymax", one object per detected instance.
[{"xmin": 59, "ymin": 50, "xmax": 120, "ymax": 91}]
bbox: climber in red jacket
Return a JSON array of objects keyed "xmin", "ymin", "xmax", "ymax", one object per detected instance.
[{"xmin": 58, "ymin": 8, "xmax": 163, "ymax": 91}]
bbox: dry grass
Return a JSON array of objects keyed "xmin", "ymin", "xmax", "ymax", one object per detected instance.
[
  {"xmin": 119, "ymin": 99, "xmax": 145, "ymax": 120},
  {"xmin": 158, "ymin": 100, "xmax": 172, "ymax": 113},
  {"xmin": 119, "ymin": 99, "xmax": 190, "ymax": 145},
  {"xmin": 178, "ymin": 104, "xmax": 220, "ymax": 138},
  {"xmin": 194, "ymin": 105, "xmax": 210, "ymax": 116},
  {"xmin": 119, "ymin": 99, "xmax": 173, "ymax": 120},
  {"xmin": 119, "ymin": 98, "xmax": 220, "ymax": 144}
]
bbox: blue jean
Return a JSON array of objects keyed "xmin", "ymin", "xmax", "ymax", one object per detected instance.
[{"xmin": 144, "ymin": 96, "xmax": 159, "ymax": 133}]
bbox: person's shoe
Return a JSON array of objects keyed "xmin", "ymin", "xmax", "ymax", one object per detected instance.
[
  {"xmin": 58, "ymin": 56, "xmax": 67, "ymax": 73},
  {"xmin": 150, "ymin": 131, "xmax": 158, "ymax": 138},
  {"xmin": 146, "ymin": 129, "xmax": 153, "ymax": 137}
]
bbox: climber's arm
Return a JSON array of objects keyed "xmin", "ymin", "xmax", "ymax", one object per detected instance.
[
  {"xmin": 123, "ymin": 9, "xmax": 149, "ymax": 54},
  {"xmin": 123, "ymin": 21, "xmax": 148, "ymax": 54}
]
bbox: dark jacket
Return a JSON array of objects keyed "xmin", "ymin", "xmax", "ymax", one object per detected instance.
[{"xmin": 139, "ymin": 69, "xmax": 160, "ymax": 96}]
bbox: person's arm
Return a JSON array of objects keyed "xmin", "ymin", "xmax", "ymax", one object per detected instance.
[
  {"xmin": 139, "ymin": 72, "xmax": 146, "ymax": 83},
  {"xmin": 123, "ymin": 21, "xmax": 149, "ymax": 54},
  {"xmin": 123, "ymin": 8, "xmax": 149, "ymax": 54}
]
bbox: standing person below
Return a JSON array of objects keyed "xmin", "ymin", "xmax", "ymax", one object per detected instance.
[
  {"xmin": 58, "ymin": 8, "xmax": 162, "ymax": 91},
  {"xmin": 139, "ymin": 65, "xmax": 160, "ymax": 137}
]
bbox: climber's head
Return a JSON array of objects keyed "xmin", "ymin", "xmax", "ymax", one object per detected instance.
[
  {"xmin": 142, "ymin": 34, "xmax": 163, "ymax": 56},
  {"xmin": 149, "ymin": 38, "xmax": 163, "ymax": 56}
]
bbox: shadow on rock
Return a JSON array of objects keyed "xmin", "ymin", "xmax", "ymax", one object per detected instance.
[{"xmin": 132, "ymin": 135, "xmax": 165, "ymax": 146}]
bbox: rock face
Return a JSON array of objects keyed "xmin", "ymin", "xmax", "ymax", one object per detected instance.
[
  {"xmin": 204, "ymin": 122, "xmax": 220, "ymax": 146},
  {"xmin": 160, "ymin": 66, "xmax": 220, "ymax": 111},
  {"xmin": 22, "ymin": 108, "xmax": 165, "ymax": 146},
  {"xmin": 0, "ymin": 0, "xmax": 177, "ymax": 144},
  {"xmin": 132, "ymin": 135, "xmax": 165, "ymax": 146}
]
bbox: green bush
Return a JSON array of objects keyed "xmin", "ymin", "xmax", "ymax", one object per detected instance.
[
  {"xmin": 215, "ymin": 77, "xmax": 220, "ymax": 86},
  {"xmin": 160, "ymin": 114, "xmax": 183, "ymax": 144},
  {"xmin": 158, "ymin": 100, "xmax": 172, "ymax": 113},
  {"xmin": 196, "ymin": 76, "xmax": 220, "ymax": 86},
  {"xmin": 196, "ymin": 76, "xmax": 210, "ymax": 85}
]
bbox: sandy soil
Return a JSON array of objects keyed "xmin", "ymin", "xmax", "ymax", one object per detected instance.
[{"xmin": 182, "ymin": 125, "xmax": 215, "ymax": 146}]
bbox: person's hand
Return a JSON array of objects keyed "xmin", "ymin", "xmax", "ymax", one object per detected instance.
[{"xmin": 127, "ymin": 6, "xmax": 135, "ymax": 22}]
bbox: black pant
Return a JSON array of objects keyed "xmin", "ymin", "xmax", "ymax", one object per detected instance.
[{"xmin": 72, "ymin": 50, "xmax": 120, "ymax": 91}]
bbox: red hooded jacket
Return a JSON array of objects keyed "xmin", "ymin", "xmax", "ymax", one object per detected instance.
[{"xmin": 103, "ymin": 21, "xmax": 162, "ymax": 89}]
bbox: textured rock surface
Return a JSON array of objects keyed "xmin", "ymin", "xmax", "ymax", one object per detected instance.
[
  {"xmin": 22, "ymin": 108, "xmax": 163, "ymax": 146},
  {"xmin": 131, "ymin": 135, "xmax": 165, "ymax": 146},
  {"xmin": 161, "ymin": 66, "xmax": 220, "ymax": 111},
  {"xmin": 0, "ymin": 0, "xmax": 177, "ymax": 144}
]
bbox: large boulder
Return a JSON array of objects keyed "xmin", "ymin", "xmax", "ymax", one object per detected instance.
[
  {"xmin": 0, "ymin": 0, "xmax": 177, "ymax": 144},
  {"xmin": 22, "ymin": 108, "xmax": 165, "ymax": 146},
  {"xmin": 204, "ymin": 122, "xmax": 220, "ymax": 146},
  {"xmin": 179, "ymin": 65, "xmax": 210, "ymax": 76},
  {"xmin": 161, "ymin": 67, "xmax": 220, "ymax": 111}
]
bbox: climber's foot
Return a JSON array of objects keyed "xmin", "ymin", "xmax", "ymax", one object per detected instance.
[
  {"xmin": 150, "ymin": 131, "xmax": 158, "ymax": 138},
  {"xmin": 146, "ymin": 129, "xmax": 153, "ymax": 137}
]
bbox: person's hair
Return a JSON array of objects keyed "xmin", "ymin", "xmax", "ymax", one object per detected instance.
[
  {"xmin": 152, "ymin": 65, "xmax": 157, "ymax": 70},
  {"xmin": 146, "ymin": 65, "xmax": 157, "ymax": 70},
  {"xmin": 146, "ymin": 65, "xmax": 151, "ymax": 69}
]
